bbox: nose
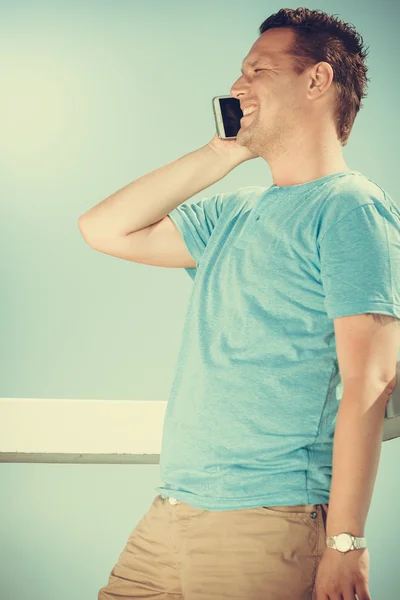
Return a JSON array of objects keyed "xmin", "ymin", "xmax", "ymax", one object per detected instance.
[
  {"xmin": 230, "ymin": 76, "xmax": 242, "ymax": 99},
  {"xmin": 230, "ymin": 74, "xmax": 249, "ymax": 102}
]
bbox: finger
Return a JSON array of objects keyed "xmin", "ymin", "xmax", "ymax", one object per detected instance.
[{"xmin": 355, "ymin": 586, "xmax": 371, "ymax": 600}]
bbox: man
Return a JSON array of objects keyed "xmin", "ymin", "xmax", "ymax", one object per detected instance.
[{"xmin": 79, "ymin": 7, "xmax": 400, "ymax": 600}]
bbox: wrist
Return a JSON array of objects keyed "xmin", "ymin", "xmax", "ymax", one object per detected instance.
[
  {"xmin": 326, "ymin": 528, "xmax": 365, "ymax": 537},
  {"xmin": 326, "ymin": 532, "xmax": 367, "ymax": 553}
]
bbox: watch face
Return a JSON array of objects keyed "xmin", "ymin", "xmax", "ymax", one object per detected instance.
[{"xmin": 336, "ymin": 533, "xmax": 352, "ymax": 552}]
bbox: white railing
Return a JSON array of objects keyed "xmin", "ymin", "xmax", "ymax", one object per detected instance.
[{"xmin": 1, "ymin": 365, "xmax": 399, "ymax": 464}]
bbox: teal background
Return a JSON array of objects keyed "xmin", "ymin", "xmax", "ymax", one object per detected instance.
[{"xmin": 1, "ymin": 0, "xmax": 399, "ymax": 598}]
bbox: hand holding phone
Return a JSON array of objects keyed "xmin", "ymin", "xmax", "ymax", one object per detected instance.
[
  {"xmin": 207, "ymin": 132, "xmax": 258, "ymax": 165},
  {"xmin": 210, "ymin": 95, "xmax": 258, "ymax": 164}
]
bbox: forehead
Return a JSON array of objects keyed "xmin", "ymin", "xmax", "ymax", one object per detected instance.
[{"xmin": 241, "ymin": 28, "xmax": 295, "ymax": 71}]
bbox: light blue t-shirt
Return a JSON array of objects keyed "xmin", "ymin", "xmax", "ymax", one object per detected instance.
[{"xmin": 155, "ymin": 170, "xmax": 400, "ymax": 511}]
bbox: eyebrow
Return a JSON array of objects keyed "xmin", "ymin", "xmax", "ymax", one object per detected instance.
[{"xmin": 241, "ymin": 55, "xmax": 275, "ymax": 75}]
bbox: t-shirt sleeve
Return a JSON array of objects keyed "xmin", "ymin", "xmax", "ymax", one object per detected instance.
[
  {"xmin": 319, "ymin": 203, "xmax": 400, "ymax": 320},
  {"xmin": 168, "ymin": 193, "xmax": 224, "ymax": 281}
]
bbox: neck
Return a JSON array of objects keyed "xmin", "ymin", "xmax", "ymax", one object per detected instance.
[{"xmin": 261, "ymin": 124, "xmax": 350, "ymax": 188}]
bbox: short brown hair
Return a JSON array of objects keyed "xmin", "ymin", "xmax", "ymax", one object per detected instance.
[{"xmin": 259, "ymin": 8, "xmax": 370, "ymax": 146}]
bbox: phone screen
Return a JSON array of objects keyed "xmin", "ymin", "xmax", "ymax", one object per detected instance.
[{"xmin": 215, "ymin": 96, "xmax": 243, "ymax": 139}]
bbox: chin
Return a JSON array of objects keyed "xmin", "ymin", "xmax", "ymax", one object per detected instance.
[{"xmin": 236, "ymin": 129, "xmax": 250, "ymax": 144}]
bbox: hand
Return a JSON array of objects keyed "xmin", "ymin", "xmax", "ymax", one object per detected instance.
[
  {"xmin": 207, "ymin": 133, "xmax": 259, "ymax": 166},
  {"xmin": 312, "ymin": 547, "xmax": 371, "ymax": 600}
]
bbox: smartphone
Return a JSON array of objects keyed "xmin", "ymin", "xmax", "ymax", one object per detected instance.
[{"xmin": 212, "ymin": 95, "xmax": 243, "ymax": 139}]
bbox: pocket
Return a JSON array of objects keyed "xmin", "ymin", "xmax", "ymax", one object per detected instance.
[{"xmin": 261, "ymin": 504, "xmax": 316, "ymax": 520}]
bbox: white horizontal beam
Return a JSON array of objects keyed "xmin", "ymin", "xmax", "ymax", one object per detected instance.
[
  {"xmin": 1, "ymin": 383, "xmax": 399, "ymax": 464},
  {"xmin": 0, "ymin": 398, "xmax": 165, "ymax": 464}
]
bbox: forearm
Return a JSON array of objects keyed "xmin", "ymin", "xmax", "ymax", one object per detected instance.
[
  {"xmin": 79, "ymin": 145, "xmax": 235, "ymax": 241},
  {"xmin": 326, "ymin": 382, "xmax": 390, "ymax": 537}
]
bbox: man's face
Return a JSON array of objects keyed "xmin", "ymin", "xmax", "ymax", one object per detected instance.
[{"xmin": 230, "ymin": 27, "xmax": 311, "ymax": 153}]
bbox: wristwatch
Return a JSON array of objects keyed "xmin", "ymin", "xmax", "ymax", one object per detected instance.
[{"xmin": 326, "ymin": 532, "xmax": 367, "ymax": 554}]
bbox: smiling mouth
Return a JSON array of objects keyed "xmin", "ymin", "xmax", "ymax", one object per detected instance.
[{"xmin": 241, "ymin": 109, "xmax": 258, "ymax": 122}]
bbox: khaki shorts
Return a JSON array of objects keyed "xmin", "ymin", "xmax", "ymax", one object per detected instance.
[{"xmin": 98, "ymin": 494, "xmax": 329, "ymax": 600}]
